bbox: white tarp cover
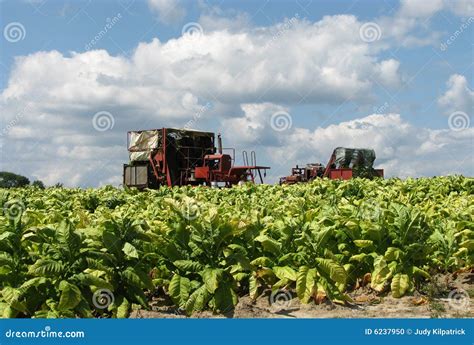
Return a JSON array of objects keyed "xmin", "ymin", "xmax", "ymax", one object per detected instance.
[
  {"xmin": 128, "ymin": 130, "xmax": 161, "ymax": 151},
  {"xmin": 129, "ymin": 151, "xmax": 151, "ymax": 162}
]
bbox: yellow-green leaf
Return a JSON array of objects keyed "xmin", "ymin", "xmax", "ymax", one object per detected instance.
[
  {"xmin": 371, "ymin": 256, "xmax": 392, "ymax": 292},
  {"xmin": 353, "ymin": 240, "xmax": 373, "ymax": 248},
  {"xmin": 315, "ymin": 258, "xmax": 347, "ymax": 285},
  {"xmin": 123, "ymin": 242, "xmax": 139, "ymax": 259},
  {"xmin": 296, "ymin": 266, "xmax": 317, "ymax": 303},
  {"xmin": 391, "ymin": 273, "xmax": 410, "ymax": 298},
  {"xmin": 273, "ymin": 266, "xmax": 297, "ymax": 282}
]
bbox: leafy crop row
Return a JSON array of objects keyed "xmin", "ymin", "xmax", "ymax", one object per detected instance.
[{"xmin": 0, "ymin": 176, "xmax": 472, "ymax": 317}]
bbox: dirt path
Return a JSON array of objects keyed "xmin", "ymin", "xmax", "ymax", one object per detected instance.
[{"xmin": 131, "ymin": 271, "xmax": 473, "ymax": 319}]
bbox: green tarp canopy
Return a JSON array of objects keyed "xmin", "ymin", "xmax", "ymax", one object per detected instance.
[{"xmin": 333, "ymin": 147, "xmax": 376, "ymax": 170}]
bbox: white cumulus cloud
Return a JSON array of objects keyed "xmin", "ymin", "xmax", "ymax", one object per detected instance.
[
  {"xmin": 438, "ymin": 74, "xmax": 474, "ymax": 115},
  {"xmin": 148, "ymin": 0, "xmax": 186, "ymax": 25}
]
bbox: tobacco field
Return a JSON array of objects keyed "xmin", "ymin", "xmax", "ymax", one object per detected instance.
[{"xmin": 0, "ymin": 176, "xmax": 472, "ymax": 318}]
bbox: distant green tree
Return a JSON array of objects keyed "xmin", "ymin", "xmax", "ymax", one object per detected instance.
[
  {"xmin": 32, "ymin": 180, "xmax": 46, "ymax": 189},
  {"xmin": 0, "ymin": 171, "xmax": 30, "ymax": 188}
]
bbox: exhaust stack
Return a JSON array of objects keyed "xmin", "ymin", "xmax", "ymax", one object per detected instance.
[{"xmin": 217, "ymin": 133, "xmax": 223, "ymax": 154}]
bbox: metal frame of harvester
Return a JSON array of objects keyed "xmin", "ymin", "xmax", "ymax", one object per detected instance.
[{"xmin": 123, "ymin": 128, "xmax": 270, "ymax": 189}]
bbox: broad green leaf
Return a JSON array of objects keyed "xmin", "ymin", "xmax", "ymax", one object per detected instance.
[
  {"xmin": 250, "ymin": 257, "xmax": 273, "ymax": 267},
  {"xmin": 173, "ymin": 260, "xmax": 203, "ymax": 273},
  {"xmin": 19, "ymin": 277, "xmax": 47, "ymax": 293},
  {"xmin": 313, "ymin": 228, "xmax": 332, "ymax": 250},
  {"xmin": 384, "ymin": 247, "xmax": 402, "ymax": 261},
  {"xmin": 410, "ymin": 266, "xmax": 430, "ymax": 279},
  {"xmin": 58, "ymin": 281, "xmax": 82, "ymax": 310},
  {"xmin": 371, "ymin": 256, "xmax": 392, "ymax": 292},
  {"xmin": 122, "ymin": 267, "xmax": 153, "ymax": 290},
  {"xmin": 0, "ymin": 232, "xmax": 15, "ymax": 241},
  {"xmin": 28, "ymin": 260, "xmax": 63, "ymax": 276},
  {"xmin": 57, "ymin": 220, "xmax": 80, "ymax": 250},
  {"xmin": 273, "ymin": 266, "xmax": 297, "ymax": 282},
  {"xmin": 168, "ymin": 274, "xmax": 191, "ymax": 308},
  {"xmin": 213, "ymin": 283, "xmax": 237, "ymax": 312},
  {"xmin": 1, "ymin": 287, "xmax": 27, "ymax": 312},
  {"xmin": 296, "ymin": 266, "xmax": 317, "ymax": 303},
  {"xmin": 76, "ymin": 273, "xmax": 113, "ymax": 291},
  {"xmin": 123, "ymin": 242, "xmax": 139, "ymax": 259},
  {"xmin": 254, "ymin": 235, "xmax": 282, "ymax": 254},
  {"xmin": 202, "ymin": 268, "xmax": 224, "ymax": 294},
  {"xmin": 315, "ymin": 258, "xmax": 347, "ymax": 285},
  {"xmin": 185, "ymin": 285, "xmax": 210, "ymax": 315},
  {"xmin": 391, "ymin": 273, "xmax": 410, "ymax": 298},
  {"xmin": 102, "ymin": 229, "xmax": 122, "ymax": 256},
  {"xmin": 116, "ymin": 297, "xmax": 130, "ymax": 318}
]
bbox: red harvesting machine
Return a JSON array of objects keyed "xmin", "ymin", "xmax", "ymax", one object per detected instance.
[
  {"xmin": 280, "ymin": 147, "xmax": 384, "ymax": 184},
  {"xmin": 123, "ymin": 128, "xmax": 270, "ymax": 189}
]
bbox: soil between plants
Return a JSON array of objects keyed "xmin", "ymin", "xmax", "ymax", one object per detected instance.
[{"xmin": 130, "ymin": 271, "xmax": 473, "ymax": 319}]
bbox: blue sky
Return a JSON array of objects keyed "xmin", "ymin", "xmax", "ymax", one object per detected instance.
[{"xmin": 0, "ymin": 0, "xmax": 472, "ymax": 186}]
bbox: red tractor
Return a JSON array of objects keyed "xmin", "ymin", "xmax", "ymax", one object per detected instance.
[
  {"xmin": 123, "ymin": 128, "xmax": 270, "ymax": 188},
  {"xmin": 280, "ymin": 147, "xmax": 384, "ymax": 184}
]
